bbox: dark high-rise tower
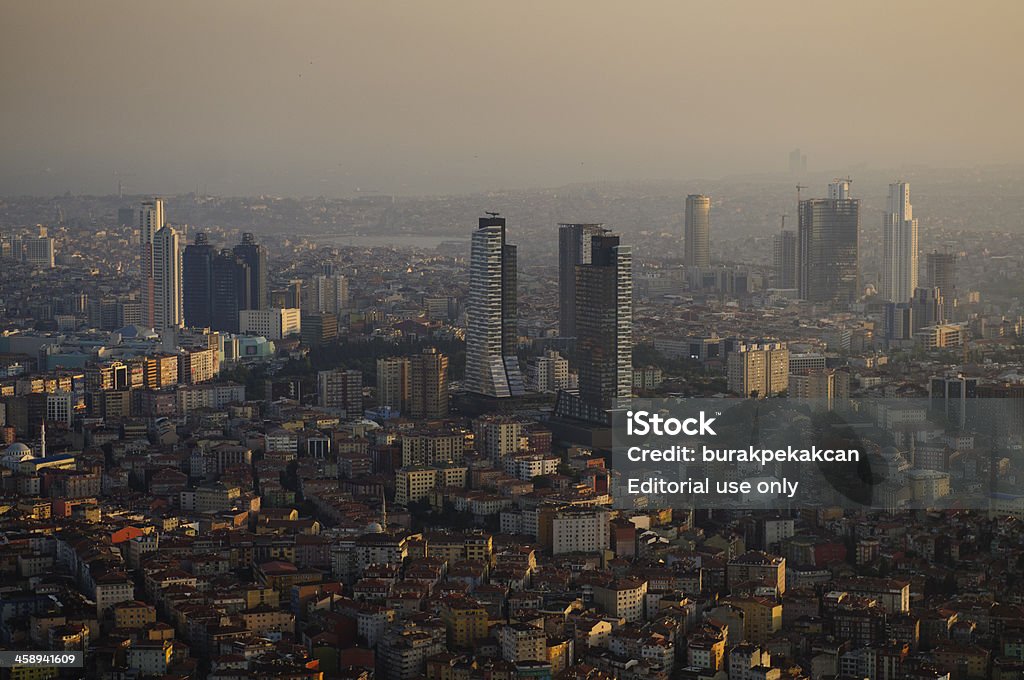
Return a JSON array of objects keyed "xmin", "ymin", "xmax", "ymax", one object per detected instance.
[
  {"xmin": 464, "ymin": 215, "xmax": 524, "ymax": 398},
  {"xmin": 773, "ymin": 230, "xmax": 797, "ymax": 289},
  {"xmin": 233, "ymin": 232, "xmax": 267, "ymax": 310},
  {"xmin": 926, "ymin": 249, "xmax": 958, "ymax": 320},
  {"xmin": 183, "ymin": 232, "xmax": 214, "ymax": 328},
  {"xmin": 211, "ymin": 249, "xmax": 251, "ymax": 334},
  {"xmin": 798, "ymin": 181, "xmax": 860, "ymax": 305},
  {"xmin": 684, "ymin": 194, "xmax": 711, "ymax": 267},
  {"xmin": 558, "ymin": 223, "xmax": 606, "ymax": 337},
  {"xmin": 556, "ymin": 232, "xmax": 632, "ymax": 425}
]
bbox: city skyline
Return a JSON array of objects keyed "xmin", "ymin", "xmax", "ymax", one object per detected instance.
[{"xmin": 2, "ymin": 4, "xmax": 1024, "ymax": 679}]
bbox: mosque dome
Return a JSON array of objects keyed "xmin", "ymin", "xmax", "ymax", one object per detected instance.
[
  {"xmin": 2, "ymin": 442, "xmax": 36, "ymax": 469},
  {"xmin": 4, "ymin": 442, "xmax": 32, "ymax": 457}
]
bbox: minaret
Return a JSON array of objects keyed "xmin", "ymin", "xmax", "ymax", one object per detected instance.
[
  {"xmin": 381, "ymin": 489, "xmax": 387, "ymax": 531},
  {"xmin": 40, "ymin": 421, "xmax": 46, "ymax": 458}
]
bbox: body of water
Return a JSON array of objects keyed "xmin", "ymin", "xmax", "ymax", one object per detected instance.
[{"xmin": 318, "ymin": 233, "xmax": 469, "ymax": 249}]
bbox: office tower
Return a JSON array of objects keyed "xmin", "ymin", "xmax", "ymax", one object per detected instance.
[
  {"xmin": 798, "ymin": 180, "xmax": 860, "ymax": 305},
  {"xmin": 911, "ymin": 287, "xmax": 944, "ymax": 332},
  {"xmin": 183, "ymin": 232, "xmax": 215, "ymax": 328},
  {"xmin": 789, "ymin": 148, "xmax": 807, "ymax": 174},
  {"xmin": 211, "ymin": 250, "xmax": 251, "ymax": 334},
  {"xmin": 317, "ymin": 369, "xmax": 363, "ymax": 414},
  {"xmin": 300, "ymin": 312, "xmax": 338, "ymax": 346},
  {"xmin": 727, "ymin": 341, "xmax": 789, "ymax": 398},
  {"xmin": 772, "ymin": 230, "xmax": 797, "ymax": 289},
  {"xmin": 239, "ymin": 308, "xmax": 301, "ymax": 340},
  {"xmin": 409, "ymin": 348, "xmax": 449, "ymax": 419},
  {"xmin": 880, "ymin": 182, "xmax": 919, "ymax": 302},
  {"xmin": 558, "ymin": 223, "xmax": 606, "ymax": 337},
  {"xmin": 286, "ymin": 280, "xmax": 302, "ymax": 309},
  {"xmin": 377, "ymin": 357, "xmax": 410, "ymax": 412},
  {"xmin": 22, "ymin": 226, "xmax": 55, "ymax": 268},
  {"xmin": 884, "ymin": 302, "xmax": 914, "ymax": 343},
  {"xmin": 929, "ymin": 374, "xmax": 977, "ymax": 428},
  {"xmin": 152, "ymin": 225, "xmax": 183, "ymax": 331},
  {"xmin": 926, "ymin": 250, "xmax": 958, "ymax": 320},
  {"xmin": 684, "ymin": 194, "xmax": 711, "ymax": 267},
  {"xmin": 558, "ymin": 233, "xmax": 632, "ymax": 424},
  {"xmin": 117, "ymin": 207, "xmax": 135, "ymax": 228},
  {"xmin": 139, "ymin": 198, "xmax": 165, "ymax": 327},
  {"xmin": 233, "ymin": 232, "xmax": 267, "ymax": 310},
  {"xmin": 464, "ymin": 215, "xmax": 524, "ymax": 398},
  {"xmin": 46, "ymin": 391, "xmax": 73, "ymax": 428},
  {"xmin": 307, "ymin": 273, "xmax": 349, "ymax": 314}
]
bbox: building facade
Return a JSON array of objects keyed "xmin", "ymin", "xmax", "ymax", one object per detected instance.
[
  {"xmin": 558, "ymin": 223, "xmax": 606, "ymax": 338},
  {"xmin": 880, "ymin": 182, "xmax": 919, "ymax": 303},
  {"xmin": 685, "ymin": 194, "xmax": 711, "ymax": 268},
  {"xmin": 464, "ymin": 215, "xmax": 524, "ymax": 398},
  {"xmin": 798, "ymin": 181, "xmax": 859, "ymax": 305}
]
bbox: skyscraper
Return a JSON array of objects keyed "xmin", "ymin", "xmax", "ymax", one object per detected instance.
[
  {"xmin": 926, "ymin": 250, "xmax": 958, "ymax": 320},
  {"xmin": 880, "ymin": 182, "xmax": 919, "ymax": 303},
  {"xmin": 911, "ymin": 287, "xmax": 944, "ymax": 331},
  {"xmin": 557, "ymin": 232, "xmax": 632, "ymax": 425},
  {"xmin": 578, "ymin": 233, "xmax": 633, "ymax": 418},
  {"xmin": 789, "ymin": 148, "xmax": 807, "ymax": 174},
  {"xmin": 684, "ymin": 194, "xmax": 711, "ymax": 267},
  {"xmin": 183, "ymin": 232, "xmax": 214, "ymax": 328},
  {"xmin": 139, "ymin": 198, "xmax": 165, "ymax": 328},
  {"xmin": 211, "ymin": 249, "xmax": 250, "ymax": 334},
  {"xmin": 464, "ymin": 215, "xmax": 524, "ymax": 398},
  {"xmin": 773, "ymin": 230, "xmax": 797, "ymax": 289},
  {"xmin": 233, "ymin": 232, "xmax": 267, "ymax": 310},
  {"xmin": 558, "ymin": 223, "xmax": 606, "ymax": 337},
  {"xmin": 798, "ymin": 181, "xmax": 860, "ymax": 305},
  {"xmin": 152, "ymin": 225, "xmax": 182, "ymax": 331}
]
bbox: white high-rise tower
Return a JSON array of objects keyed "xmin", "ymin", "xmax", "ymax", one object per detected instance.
[
  {"xmin": 152, "ymin": 225, "xmax": 183, "ymax": 330},
  {"xmin": 880, "ymin": 182, "xmax": 919, "ymax": 303},
  {"xmin": 139, "ymin": 198, "xmax": 166, "ymax": 327},
  {"xmin": 464, "ymin": 215, "xmax": 524, "ymax": 398}
]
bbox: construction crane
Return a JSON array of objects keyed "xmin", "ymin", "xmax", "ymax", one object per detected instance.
[{"xmin": 766, "ymin": 213, "xmax": 788, "ymax": 232}]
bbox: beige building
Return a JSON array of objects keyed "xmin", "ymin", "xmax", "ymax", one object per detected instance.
[
  {"xmin": 727, "ymin": 551, "xmax": 786, "ymax": 594},
  {"xmin": 239, "ymin": 308, "xmax": 301, "ymax": 340},
  {"xmin": 395, "ymin": 464, "xmax": 467, "ymax": 506},
  {"xmin": 377, "ymin": 357, "xmax": 410, "ymax": 411},
  {"xmin": 593, "ymin": 578, "xmax": 648, "ymax": 623},
  {"xmin": 728, "ymin": 342, "xmax": 789, "ymax": 398},
  {"xmin": 409, "ymin": 348, "xmax": 449, "ymax": 419}
]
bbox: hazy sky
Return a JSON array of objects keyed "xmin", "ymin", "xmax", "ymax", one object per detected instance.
[{"xmin": 2, "ymin": 1, "xmax": 1021, "ymax": 197}]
